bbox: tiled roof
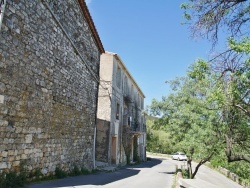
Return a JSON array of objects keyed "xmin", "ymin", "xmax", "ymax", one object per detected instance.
[{"xmin": 78, "ymin": 0, "xmax": 105, "ymax": 53}]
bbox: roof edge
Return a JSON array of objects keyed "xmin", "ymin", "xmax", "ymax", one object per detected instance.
[
  {"xmin": 105, "ymin": 51, "xmax": 146, "ymax": 99},
  {"xmin": 78, "ymin": 0, "xmax": 105, "ymax": 53}
]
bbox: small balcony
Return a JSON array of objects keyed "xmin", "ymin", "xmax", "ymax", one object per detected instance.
[
  {"xmin": 131, "ymin": 122, "xmax": 146, "ymax": 134},
  {"xmin": 123, "ymin": 115, "xmax": 146, "ymax": 135}
]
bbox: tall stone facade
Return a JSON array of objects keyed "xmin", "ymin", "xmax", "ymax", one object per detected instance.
[
  {"xmin": 96, "ymin": 52, "xmax": 146, "ymax": 166},
  {"xmin": 0, "ymin": 0, "xmax": 104, "ymax": 174}
]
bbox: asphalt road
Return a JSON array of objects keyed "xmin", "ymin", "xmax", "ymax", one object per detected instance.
[
  {"xmin": 26, "ymin": 155, "xmax": 243, "ymax": 188},
  {"xmin": 193, "ymin": 162, "xmax": 243, "ymax": 188},
  {"xmin": 151, "ymin": 154, "xmax": 242, "ymax": 188},
  {"xmin": 25, "ymin": 157, "xmax": 176, "ymax": 188}
]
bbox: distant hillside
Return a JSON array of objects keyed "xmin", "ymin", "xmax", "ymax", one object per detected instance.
[
  {"xmin": 146, "ymin": 115, "xmax": 173, "ymax": 154},
  {"xmin": 145, "ymin": 115, "xmax": 158, "ymax": 122}
]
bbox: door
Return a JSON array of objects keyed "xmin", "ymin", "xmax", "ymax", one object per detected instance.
[{"xmin": 111, "ymin": 137, "xmax": 117, "ymax": 164}]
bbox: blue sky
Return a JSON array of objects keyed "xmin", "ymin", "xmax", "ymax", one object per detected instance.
[{"xmin": 87, "ymin": 1, "xmax": 222, "ymax": 106}]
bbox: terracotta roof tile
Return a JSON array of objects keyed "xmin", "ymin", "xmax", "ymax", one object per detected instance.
[{"xmin": 78, "ymin": 0, "xmax": 105, "ymax": 53}]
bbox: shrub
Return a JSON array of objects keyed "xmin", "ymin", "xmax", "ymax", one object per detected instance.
[
  {"xmin": 69, "ymin": 165, "xmax": 81, "ymax": 176},
  {"xmin": 55, "ymin": 167, "xmax": 67, "ymax": 179},
  {"xmin": 0, "ymin": 170, "xmax": 27, "ymax": 188},
  {"xmin": 81, "ymin": 167, "xmax": 90, "ymax": 175}
]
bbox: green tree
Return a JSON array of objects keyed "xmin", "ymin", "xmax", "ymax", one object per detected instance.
[
  {"xmin": 213, "ymin": 39, "xmax": 250, "ymax": 163},
  {"xmin": 150, "ymin": 60, "xmax": 222, "ymax": 179},
  {"xmin": 150, "ymin": 48, "xmax": 250, "ymax": 178},
  {"xmin": 180, "ymin": 0, "xmax": 250, "ymax": 164},
  {"xmin": 146, "ymin": 115, "xmax": 174, "ymax": 154}
]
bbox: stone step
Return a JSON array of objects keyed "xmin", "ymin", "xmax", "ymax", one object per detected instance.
[
  {"xmin": 95, "ymin": 160, "xmax": 109, "ymax": 168},
  {"xmin": 95, "ymin": 161, "xmax": 117, "ymax": 172},
  {"xmin": 101, "ymin": 166, "xmax": 117, "ymax": 172}
]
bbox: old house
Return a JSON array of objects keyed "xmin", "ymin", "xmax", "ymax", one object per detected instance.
[
  {"xmin": 0, "ymin": 0, "xmax": 104, "ymax": 174},
  {"xmin": 96, "ymin": 52, "xmax": 146, "ymax": 166}
]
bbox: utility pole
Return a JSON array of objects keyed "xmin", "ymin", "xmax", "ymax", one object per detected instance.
[{"xmin": 0, "ymin": 0, "xmax": 7, "ymax": 32}]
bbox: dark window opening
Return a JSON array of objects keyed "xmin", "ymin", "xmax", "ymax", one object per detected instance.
[{"xmin": 116, "ymin": 103, "xmax": 120, "ymax": 120}]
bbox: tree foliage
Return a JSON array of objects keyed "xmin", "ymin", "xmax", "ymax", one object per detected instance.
[
  {"xmin": 151, "ymin": 59, "xmax": 223, "ymax": 178},
  {"xmin": 150, "ymin": 0, "xmax": 250, "ymax": 180},
  {"xmin": 146, "ymin": 115, "xmax": 174, "ymax": 154},
  {"xmin": 149, "ymin": 40, "xmax": 250, "ymax": 178}
]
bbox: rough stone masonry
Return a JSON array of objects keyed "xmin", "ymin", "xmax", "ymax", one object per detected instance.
[{"xmin": 0, "ymin": 0, "xmax": 104, "ymax": 175}]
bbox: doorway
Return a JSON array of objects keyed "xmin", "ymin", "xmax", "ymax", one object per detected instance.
[{"xmin": 111, "ymin": 137, "xmax": 117, "ymax": 164}]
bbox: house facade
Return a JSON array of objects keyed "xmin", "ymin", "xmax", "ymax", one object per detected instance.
[
  {"xmin": 96, "ymin": 52, "xmax": 146, "ymax": 166},
  {"xmin": 0, "ymin": 0, "xmax": 104, "ymax": 174}
]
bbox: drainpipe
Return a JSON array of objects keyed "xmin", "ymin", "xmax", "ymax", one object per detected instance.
[
  {"xmin": 93, "ymin": 125, "xmax": 96, "ymax": 168},
  {"xmin": 0, "ymin": 0, "xmax": 7, "ymax": 32},
  {"xmin": 93, "ymin": 78, "xmax": 99, "ymax": 169}
]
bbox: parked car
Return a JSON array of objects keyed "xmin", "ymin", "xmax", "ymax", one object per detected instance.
[{"xmin": 172, "ymin": 152, "xmax": 188, "ymax": 161}]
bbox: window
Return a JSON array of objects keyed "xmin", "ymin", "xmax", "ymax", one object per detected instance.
[
  {"xmin": 141, "ymin": 98, "xmax": 144, "ymax": 109},
  {"xmin": 124, "ymin": 76, "xmax": 128, "ymax": 95},
  {"xmin": 116, "ymin": 66, "xmax": 121, "ymax": 88},
  {"xmin": 116, "ymin": 103, "xmax": 120, "ymax": 120},
  {"xmin": 128, "ymin": 116, "xmax": 132, "ymax": 126}
]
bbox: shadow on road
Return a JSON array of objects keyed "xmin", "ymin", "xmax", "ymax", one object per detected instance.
[
  {"xmin": 159, "ymin": 171, "xmax": 175, "ymax": 175},
  {"xmin": 124, "ymin": 157, "xmax": 163, "ymax": 169},
  {"xmin": 26, "ymin": 158, "xmax": 163, "ymax": 188}
]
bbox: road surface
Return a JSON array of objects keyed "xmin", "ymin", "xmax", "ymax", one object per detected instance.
[
  {"xmin": 26, "ymin": 155, "xmax": 243, "ymax": 188},
  {"xmin": 26, "ymin": 157, "xmax": 176, "ymax": 188}
]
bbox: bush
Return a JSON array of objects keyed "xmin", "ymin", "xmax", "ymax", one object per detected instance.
[
  {"xmin": 0, "ymin": 170, "xmax": 27, "ymax": 188},
  {"xmin": 69, "ymin": 165, "xmax": 81, "ymax": 176},
  {"xmin": 181, "ymin": 169, "xmax": 190, "ymax": 179},
  {"xmin": 55, "ymin": 167, "xmax": 67, "ymax": 179},
  {"xmin": 81, "ymin": 167, "xmax": 90, "ymax": 175}
]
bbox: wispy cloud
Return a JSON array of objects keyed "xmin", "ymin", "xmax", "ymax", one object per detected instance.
[{"xmin": 85, "ymin": 0, "xmax": 92, "ymax": 5}]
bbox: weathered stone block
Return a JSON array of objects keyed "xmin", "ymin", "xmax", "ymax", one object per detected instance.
[
  {"xmin": 12, "ymin": 161, "xmax": 20, "ymax": 167},
  {"xmin": 8, "ymin": 150, "xmax": 15, "ymax": 156},
  {"xmin": 0, "ymin": 82, "xmax": 6, "ymax": 93},
  {"xmin": 1, "ymin": 151, "xmax": 8, "ymax": 157},
  {"xmin": 15, "ymin": 155, "xmax": 20, "ymax": 161},
  {"xmin": 8, "ymin": 156, "xmax": 15, "ymax": 162},
  {"xmin": 0, "ymin": 120, "xmax": 8, "ymax": 126},
  {"xmin": 0, "ymin": 162, "xmax": 7, "ymax": 169},
  {"xmin": 21, "ymin": 154, "xmax": 27, "ymax": 159},
  {"xmin": 25, "ymin": 134, "xmax": 33, "ymax": 143}
]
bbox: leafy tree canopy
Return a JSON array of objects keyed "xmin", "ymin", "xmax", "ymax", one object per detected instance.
[{"xmin": 149, "ymin": 39, "xmax": 250, "ymax": 178}]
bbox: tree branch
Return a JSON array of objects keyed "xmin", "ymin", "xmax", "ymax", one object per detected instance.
[
  {"xmin": 234, "ymin": 104, "xmax": 250, "ymax": 117},
  {"xmin": 227, "ymin": 154, "xmax": 250, "ymax": 162},
  {"xmin": 191, "ymin": 152, "xmax": 214, "ymax": 179}
]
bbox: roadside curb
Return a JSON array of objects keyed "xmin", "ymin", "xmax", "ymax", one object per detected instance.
[{"xmin": 217, "ymin": 166, "xmax": 250, "ymax": 188}]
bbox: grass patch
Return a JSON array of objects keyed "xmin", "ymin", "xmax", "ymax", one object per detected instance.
[
  {"xmin": 0, "ymin": 170, "xmax": 27, "ymax": 188},
  {"xmin": 55, "ymin": 167, "xmax": 67, "ymax": 179},
  {"xmin": 0, "ymin": 164, "xmax": 96, "ymax": 188}
]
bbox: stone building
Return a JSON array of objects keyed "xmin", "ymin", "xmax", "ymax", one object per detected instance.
[
  {"xmin": 96, "ymin": 52, "xmax": 146, "ymax": 166},
  {"xmin": 0, "ymin": 0, "xmax": 104, "ymax": 174}
]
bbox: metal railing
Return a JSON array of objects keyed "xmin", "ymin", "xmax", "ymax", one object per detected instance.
[{"xmin": 123, "ymin": 115, "xmax": 146, "ymax": 133}]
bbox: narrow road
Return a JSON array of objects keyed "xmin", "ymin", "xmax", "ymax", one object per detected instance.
[
  {"xmin": 150, "ymin": 154, "xmax": 242, "ymax": 188},
  {"xmin": 26, "ymin": 157, "xmax": 176, "ymax": 188},
  {"xmin": 26, "ymin": 155, "xmax": 243, "ymax": 188},
  {"xmin": 194, "ymin": 163, "xmax": 243, "ymax": 188}
]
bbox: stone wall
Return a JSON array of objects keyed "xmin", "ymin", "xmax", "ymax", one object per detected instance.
[
  {"xmin": 217, "ymin": 167, "xmax": 250, "ymax": 188},
  {"xmin": 0, "ymin": 0, "xmax": 102, "ymax": 175}
]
